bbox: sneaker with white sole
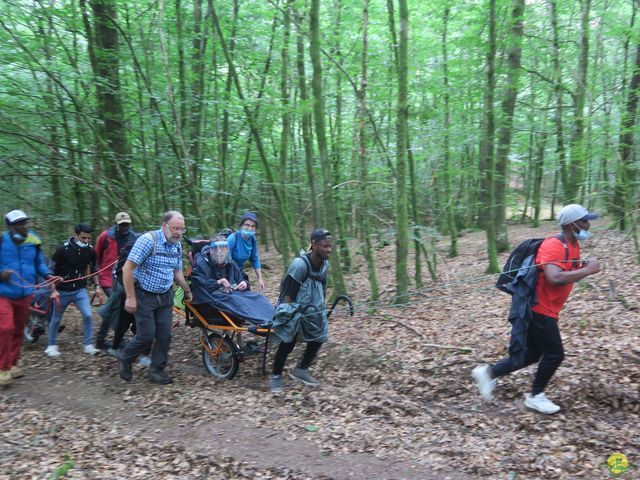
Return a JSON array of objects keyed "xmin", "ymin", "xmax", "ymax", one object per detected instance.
[
  {"xmin": 84, "ymin": 344, "xmax": 100, "ymax": 355},
  {"xmin": 45, "ymin": 345, "xmax": 61, "ymax": 357},
  {"xmin": 0, "ymin": 370, "xmax": 12, "ymax": 386},
  {"xmin": 524, "ymin": 392, "xmax": 561, "ymax": 414},
  {"xmin": 138, "ymin": 356, "xmax": 151, "ymax": 367},
  {"xmin": 270, "ymin": 375, "xmax": 283, "ymax": 394},
  {"xmin": 472, "ymin": 364, "xmax": 496, "ymax": 401},
  {"xmin": 10, "ymin": 366, "xmax": 24, "ymax": 379},
  {"xmin": 288, "ymin": 367, "xmax": 320, "ymax": 387}
]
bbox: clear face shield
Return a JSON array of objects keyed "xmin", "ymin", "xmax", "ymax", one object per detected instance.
[{"xmin": 210, "ymin": 241, "xmax": 230, "ymax": 265}]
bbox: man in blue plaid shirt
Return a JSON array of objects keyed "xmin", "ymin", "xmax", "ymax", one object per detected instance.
[{"xmin": 117, "ymin": 211, "xmax": 192, "ymax": 384}]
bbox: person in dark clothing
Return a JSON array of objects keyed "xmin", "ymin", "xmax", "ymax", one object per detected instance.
[
  {"xmin": 270, "ymin": 228, "xmax": 332, "ymax": 394},
  {"xmin": 94, "ymin": 214, "xmax": 137, "ymax": 350},
  {"xmin": 45, "ymin": 223, "xmax": 100, "ymax": 357},
  {"xmin": 472, "ymin": 204, "xmax": 601, "ymax": 414},
  {"xmin": 96, "ymin": 234, "xmax": 150, "ymax": 365}
]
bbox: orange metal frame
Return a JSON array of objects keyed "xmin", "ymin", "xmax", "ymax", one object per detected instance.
[{"xmin": 181, "ymin": 301, "xmax": 271, "ymax": 356}]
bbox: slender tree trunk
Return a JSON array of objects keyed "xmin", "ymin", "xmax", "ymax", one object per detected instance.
[
  {"xmin": 613, "ymin": 42, "xmax": 640, "ymax": 229},
  {"xmin": 549, "ymin": 0, "xmax": 567, "ymax": 207},
  {"xmin": 278, "ymin": 0, "xmax": 293, "ymax": 262},
  {"xmin": 394, "ymin": 0, "xmax": 410, "ymax": 302},
  {"xmin": 567, "ymin": 0, "xmax": 591, "ymax": 202},
  {"xmin": 189, "ymin": 0, "xmax": 207, "ymax": 215},
  {"xmin": 309, "ymin": 0, "xmax": 347, "ymax": 296},
  {"xmin": 293, "ymin": 6, "xmax": 319, "ymax": 228},
  {"xmin": 329, "ymin": 0, "xmax": 352, "ymax": 272},
  {"xmin": 442, "ymin": 3, "xmax": 457, "ymax": 257},
  {"xmin": 358, "ymin": 0, "xmax": 379, "ymax": 305},
  {"xmin": 494, "ymin": 0, "xmax": 525, "ymax": 251},
  {"xmin": 481, "ymin": 0, "xmax": 500, "ymax": 273}
]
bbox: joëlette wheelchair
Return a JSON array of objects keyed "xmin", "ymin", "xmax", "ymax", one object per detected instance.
[
  {"xmin": 181, "ymin": 238, "xmax": 355, "ymax": 381},
  {"xmin": 181, "ymin": 238, "xmax": 272, "ymax": 380}
]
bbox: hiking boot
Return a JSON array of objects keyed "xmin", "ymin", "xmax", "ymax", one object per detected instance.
[
  {"xmin": 138, "ymin": 356, "xmax": 151, "ymax": 367},
  {"xmin": 84, "ymin": 344, "xmax": 100, "ymax": 355},
  {"xmin": 10, "ymin": 366, "xmax": 24, "ymax": 379},
  {"xmin": 0, "ymin": 370, "xmax": 12, "ymax": 386},
  {"xmin": 106, "ymin": 347, "xmax": 118, "ymax": 357},
  {"xmin": 45, "ymin": 345, "xmax": 61, "ymax": 357},
  {"xmin": 117, "ymin": 355, "xmax": 133, "ymax": 382},
  {"xmin": 288, "ymin": 367, "xmax": 319, "ymax": 387},
  {"xmin": 270, "ymin": 375, "xmax": 283, "ymax": 394},
  {"xmin": 148, "ymin": 369, "xmax": 172, "ymax": 385},
  {"xmin": 472, "ymin": 364, "xmax": 496, "ymax": 401},
  {"xmin": 524, "ymin": 392, "xmax": 561, "ymax": 414}
]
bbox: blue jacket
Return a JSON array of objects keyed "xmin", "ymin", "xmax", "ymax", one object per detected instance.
[
  {"xmin": 505, "ymin": 253, "xmax": 539, "ymax": 369},
  {"xmin": 0, "ymin": 231, "xmax": 52, "ymax": 299},
  {"xmin": 226, "ymin": 231, "xmax": 260, "ymax": 270}
]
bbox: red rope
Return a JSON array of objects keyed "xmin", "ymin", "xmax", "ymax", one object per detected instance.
[{"xmin": 8, "ymin": 259, "xmax": 117, "ymax": 289}]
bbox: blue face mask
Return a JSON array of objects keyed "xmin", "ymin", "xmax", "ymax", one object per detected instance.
[
  {"xmin": 573, "ymin": 225, "xmax": 591, "ymax": 241},
  {"xmin": 11, "ymin": 232, "xmax": 26, "ymax": 242},
  {"xmin": 241, "ymin": 228, "xmax": 256, "ymax": 237}
]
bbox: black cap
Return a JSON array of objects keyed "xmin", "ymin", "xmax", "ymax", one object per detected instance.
[{"xmin": 310, "ymin": 228, "xmax": 332, "ymax": 243}]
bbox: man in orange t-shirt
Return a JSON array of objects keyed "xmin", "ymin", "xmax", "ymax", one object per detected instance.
[{"xmin": 472, "ymin": 204, "xmax": 601, "ymax": 414}]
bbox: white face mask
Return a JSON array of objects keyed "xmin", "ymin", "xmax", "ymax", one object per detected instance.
[{"xmin": 76, "ymin": 240, "xmax": 90, "ymax": 248}]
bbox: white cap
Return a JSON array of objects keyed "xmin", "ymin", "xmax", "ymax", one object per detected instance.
[
  {"xmin": 557, "ymin": 204, "xmax": 599, "ymax": 226},
  {"xmin": 5, "ymin": 209, "xmax": 29, "ymax": 225}
]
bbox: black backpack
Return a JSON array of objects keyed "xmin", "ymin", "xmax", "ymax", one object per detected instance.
[{"xmin": 495, "ymin": 235, "xmax": 567, "ymax": 294}]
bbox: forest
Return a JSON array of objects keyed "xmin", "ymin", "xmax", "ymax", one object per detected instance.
[{"xmin": 1, "ymin": 0, "xmax": 639, "ymax": 300}]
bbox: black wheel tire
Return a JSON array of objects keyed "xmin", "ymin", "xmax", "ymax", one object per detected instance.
[{"xmin": 202, "ymin": 332, "xmax": 239, "ymax": 380}]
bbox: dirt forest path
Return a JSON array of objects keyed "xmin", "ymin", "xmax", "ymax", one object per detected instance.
[{"xmin": 1, "ymin": 219, "xmax": 639, "ymax": 479}]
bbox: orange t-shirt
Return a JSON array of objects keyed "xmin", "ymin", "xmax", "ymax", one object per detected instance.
[{"xmin": 531, "ymin": 236, "xmax": 581, "ymax": 320}]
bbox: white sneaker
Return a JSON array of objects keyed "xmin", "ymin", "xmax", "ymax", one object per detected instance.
[
  {"xmin": 472, "ymin": 364, "xmax": 496, "ymax": 401},
  {"xmin": 138, "ymin": 356, "xmax": 151, "ymax": 367},
  {"xmin": 524, "ymin": 392, "xmax": 561, "ymax": 414},
  {"xmin": 45, "ymin": 345, "xmax": 61, "ymax": 357},
  {"xmin": 84, "ymin": 344, "xmax": 100, "ymax": 355}
]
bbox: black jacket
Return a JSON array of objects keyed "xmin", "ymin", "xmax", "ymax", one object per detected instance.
[{"xmin": 52, "ymin": 237, "xmax": 97, "ymax": 291}]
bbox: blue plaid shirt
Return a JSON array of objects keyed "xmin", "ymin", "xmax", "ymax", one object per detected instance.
[{"xmin": 128, "ymin": 229, "xmax": 182, "ymax": 293}]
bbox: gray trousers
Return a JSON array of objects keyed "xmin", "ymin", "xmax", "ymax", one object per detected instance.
[{"xmin": 120, "ymin": 286, "xmax": 174, "ymax": 370}]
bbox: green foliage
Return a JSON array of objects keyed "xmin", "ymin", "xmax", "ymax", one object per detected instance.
[{"xmin": 50, "ymin": 454, "xmax": 75, "ymax": 480}]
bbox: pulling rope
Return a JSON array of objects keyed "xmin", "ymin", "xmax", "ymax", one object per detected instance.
[{"xmin": 8, "ymin": 259, "xmax": 118, "ymax": 290}]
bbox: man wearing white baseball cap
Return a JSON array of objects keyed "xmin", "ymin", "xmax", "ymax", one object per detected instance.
[
  {"xmin": 473, "ymin": 204, "xmax": 601, "ymax": 414},
  {"xmin": 0, "ymin": 210, "xmax": 59, "ymax": 386}
]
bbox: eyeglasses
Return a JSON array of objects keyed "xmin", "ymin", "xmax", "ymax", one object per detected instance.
[{"xmin": 168, "ymin": 226, "xmax": 187, "ymax": 233}]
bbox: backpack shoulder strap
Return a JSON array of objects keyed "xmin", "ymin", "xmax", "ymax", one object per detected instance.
[
  {"xmin": 150, "ymin": 230, "xmax": 158, "ymax": 257},
  {"xmin": 554, "ymin": 233, "xmax": 569, "ymax": 264}
]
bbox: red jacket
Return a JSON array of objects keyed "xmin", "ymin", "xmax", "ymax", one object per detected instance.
[{"xmin": 95, "ymin": 226, "xmax": 136, "ymax": 288}]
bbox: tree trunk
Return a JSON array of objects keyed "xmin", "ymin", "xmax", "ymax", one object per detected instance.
[
  {"xmin": 494, "ymin": 0, "xmax": 525, "ymax": 252},
  {"xmin": 480, "ymin": 0, "xmax": 500, "ymax": 274},
  {"xmin": 567, "ymin": 0, "xmax": 591, "ymax": 202},
  {"xmin": 394, "ymin": 0, "xmax": 410, "ymax": 302},
  {"xmin": 309, "ymin": 0, "xmax": 347, "ymax": 296},
  {"xmin": 293, "ymin": 6, "xmax": 320, "ymax": 228},
  {"xmin": 613, "ymin": 42, "xmax": 640, "ymax": 230},
  {"xmin": 358, "ymin": 0, "xmax": 379, "ymax": 305},
  {"xmin": 442, "ymin": 3, "xmax": 457, "ymax": 257}
]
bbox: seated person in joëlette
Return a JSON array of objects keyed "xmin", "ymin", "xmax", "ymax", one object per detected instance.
[{"xmin": 190, "ymin": 235, "xmax": 274, "ymax": 326}]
